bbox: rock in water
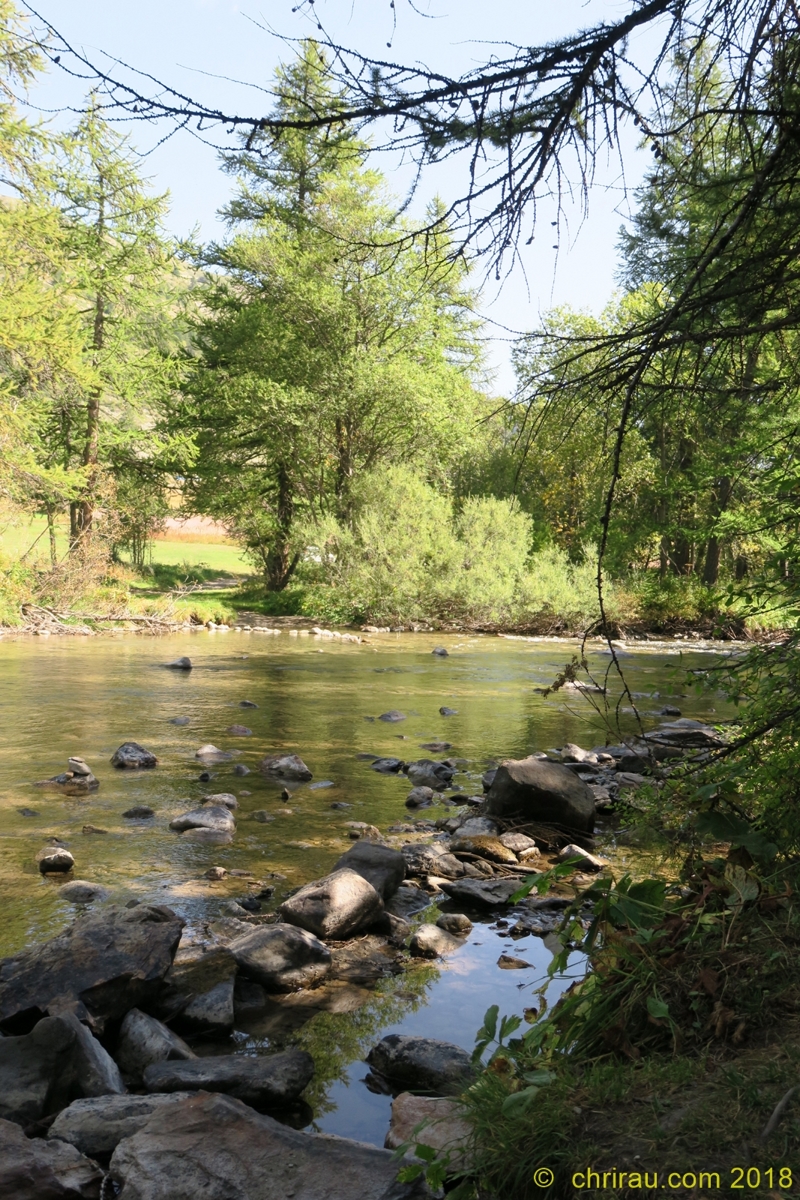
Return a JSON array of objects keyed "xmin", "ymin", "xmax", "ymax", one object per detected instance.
[
  {"xmin": 122, "ymin": 806, "xmax": 155, "ymax": 819},
  {"xmin": 436, "ymin": 913, "xmax": 472, "ymax": 935},
  {"xmin": 226, "ymin": 724, "xmax": 252, "ymax": 736},
  {"xmin": 109, "ymin": 1091, "xmax": 429, "ymax": 1200},
  {"xmin": 168, "ymin": 805, "xmax": 235, "ymax": 834},
  {"xmin": 48, "ymin": 1092, "xmax": 195, "ymax": 1158},
  {"xmin": 200, "ymin": 792, "xmax": 238, "ymax": 810},
  {"xmin": 439, "ymin": 706, "xmax": 458, "ymax": 716},
  {"xmin": 332, "ymin": 842, "xmax": 405, "ymax": 900},
  {"xmin": 432, "ymin": 646, "xmax": 449, "ymax": 656},
  {"xmin": 485, "ymin": 757, "xmax": 596, "ymax": 834},
  {"xmin": 194, "ymin": 744, "xmax": 234, "ymax": 762},
  {"xmin": 34, "ymin": 759, "xmax": 99, "ymax": 794},
  {"xmin": 405, "ymin": 786, "xmax": 435, "ymax": 809},
  {"xmin": 378, "ymin": 710, "xmax": 407, "ymax": 722},
  {"xmin": 36, "ymin": 843, "xmax": 75, "ymax": 874},
  {"xmin": 111, "ymin": 742, "xmax": 158, "ymax": 770},
  {"xmin": 0, "ymin": 904, "xmax": 184, "ymax": 1035},
  {"xmin": 405, "ymin": 759, "xmax": 455, "ymax": 789},
  {"xmin": 168, "ymin": 716, "xmax": 190, "ymax": 725},
  {"xmin": 115, "ymin": 1010, "xmax": 195, "ymax": 1086},
  {"xmin": 142, "ymin": 1048, "xmax": 314, "ymax": 1107},
  {"xmin": 367, "ymin": 1035, "xmax": 474, "ymax": 1095},
  {"xmin": 165, "ymin": 657, "xmax": 192, "ymax": 670},
  {"xmin": 59, "ymin": 881, "xmax": 110, "ymax": 904},
  {"xmin": 239, "ymin": 700, "xmax": 258, "ymax": 708},
  {"xmin": 0, "ymin": 1116, "xmax": 103, "ymax": 1200},
  {"xmin": 258, "ymin": 753, "xmax": 312, "ymax": 781},
  {"xmin": 278, "ymin": 869, "xmax": 384, "ymax": 940},
  {"xmin": 228, "ymin": 924, "xmax": 331, "ymax": 992},
  {"xmin": 409, "ymin": 924, "xmax": 464, "ymax": 958},
  {"xmin": 556, "ymin": 843, "xmax": 607, "ymax": 872},
  {"xmin": 233, "ymin": 764, "xmax": 250, "ymax": 776},
  {"xmin": 385, "ymin": 1093, "xmax": 472, "ymax": 1170}
]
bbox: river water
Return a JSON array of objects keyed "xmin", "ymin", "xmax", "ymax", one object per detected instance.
[{"xmin": 0, "ymin": 629, "xmax": 735, "ymax": 1143}]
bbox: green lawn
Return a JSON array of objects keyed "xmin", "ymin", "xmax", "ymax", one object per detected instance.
[{"xmin": 0, "ymin": 517, "xmax": 254, "ymax": 578}]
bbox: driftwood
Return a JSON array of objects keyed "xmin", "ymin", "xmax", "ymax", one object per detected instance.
[{"xmin": 19, "ymin": 603, "xmax": 185, "ymax": 634}]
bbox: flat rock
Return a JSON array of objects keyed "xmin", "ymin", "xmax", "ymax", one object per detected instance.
[
  {"xmin": 486, "ymin": 757, "xmax": 596, "ymax": 834},
  {"xmin": 499, "ymin": 832, "xmax": 537, "ymax": 854},
  {"xmin": 497, "ymin": 954, "xmax": 533, "ymax": 969},
  {"xmin": 226, "ymin": 724, "xmax": 252, "ymax": 736},
  {"xmin": 333, "ymin": 842, "xmax": 405, "ymax": 900},
  {"xmin": 169, "ymin": 716, "xmax": 191, "ymax": 725},
  {"xmin": 401, "ymin": 843, "xmax": 464, "ymax": 880},
  {"xmin": 439, "ymin": 707, "xmax": 458, "ymax": 716},
  {"xmin": 0, "ymin": 1116, "xmax": 103, "ymax": 1200},
  {"xmin": 409, "ymin": 924, "xmax": 463, "ymax": 958},
  {"xmin": 378, "ymin": 710, "xmax": 406, "ymax": 722},
  {"xmin": 143, "ymin": 1048, "xmax": 314, "ymax": 1107},
  {"xmin": 122, "ymin": 806, "xmax": 154, "ymax": 819},
  {"xmin": 59, "ymin": 881, "xmax": 110, "ymax": 904},
  {"xmin": 228, "ymin": 924, "xmax": 331, "ymax": 992},
  {"xmin": 169, "ymin": 805, "xmax": 235, "ymax": 834},
  {"xmin": 177, "ymin": 978, "xmax": 235, "ymax": 1035},
  {"xmin": 439, "ymin": 878, "xmax": 521, "ymax": 909},
  {"xmin": 450, "ymin": 835, "xmax": 518, "ymax": 864},
  {"xmin": 109, "ymin": 1090, "xmax": 430, "ymax": 1200},
  {"xmin": 436, "ymin": 913, "xmax": 472, "ymax": 935},
  {"xmin": 111, "ymin": 743, "xmax": 158, "ymax": 770},
  {"xmin": 194, "ymin": 744, "xmax": 234, "ymax": 762},
  {"xmin": 370, "ymin": 757, "xmax": 404, "ymax": 773},
  {"xmin": 34, "ymin": 766, "xmax": 99, "ymax": 795},
  {"xmin": 557, "ymin": 844, "xmax": 607, "ymax": 872},
  {"xmin": 279, "ymin": 869, "xmax": 384, "ymax": 940},
  {"xmin": 115, "ymin": 1010, "xmax": 195, "ymax": 1086},
  {"xmin": 48, "ymin": 1092, "xmax": 195, "ymax": 1158},
  {"xmin": 385, "ymin": 1092, "xmax": 472, "ymax": 1170},
  {"xmin": 201, "ymin": 792, "xmax": 238, "ymax": 810},
  {"xmin": 456, "ymin": 817, "xmax": 499, "ymax": 838},
  {"xmin": 259, "ymin": 753, "xmax": 312, "ymax": 780},
  {"xmin": 367, "ymin": 1035, "xmax": 474, "ymax": 1096},
  {"xmin": 0, "ymin": 904, "xmax": 184, "ymax": 1034}
]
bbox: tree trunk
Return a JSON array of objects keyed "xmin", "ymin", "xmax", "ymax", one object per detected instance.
[
  {"xmin": 46, "ymin": 505, "xmax": 58, "ymax": 566},
  {"xmin": 702, "ymin": 476, "xmax": 732, "ymax": 586},
  {"xmin": 264, "ymin": 464, "xmax": 300, "ymax": 591}
]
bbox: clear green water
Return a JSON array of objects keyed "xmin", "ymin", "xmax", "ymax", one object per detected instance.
[{"xmin": 0, "ymin": 629, "xmax": 734, "ymax": 1143}]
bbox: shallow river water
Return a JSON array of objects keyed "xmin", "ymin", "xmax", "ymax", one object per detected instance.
[{"xmin": 0, "ymin": 629, "xmax": 735, "ymax": 1144}]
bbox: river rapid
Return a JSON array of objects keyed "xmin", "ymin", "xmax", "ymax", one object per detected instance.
[{"xmin": 0, "ymin": 629, "xmax": 736, "ymax": 1144}]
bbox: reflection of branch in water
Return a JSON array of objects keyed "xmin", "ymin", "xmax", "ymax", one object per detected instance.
[{"xmin": 291, "ymin": 963, "xmax": 441, "ymax": 1119}]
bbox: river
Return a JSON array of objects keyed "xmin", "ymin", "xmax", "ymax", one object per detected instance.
[{"xmin": 0, "ymin": 629, "xmax": 736, "ymax": 1144}]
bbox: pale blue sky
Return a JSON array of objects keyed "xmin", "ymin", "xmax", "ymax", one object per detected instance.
[{"xmin": 20, "ymin": 0, "xmax": 657, "ymax": 392}]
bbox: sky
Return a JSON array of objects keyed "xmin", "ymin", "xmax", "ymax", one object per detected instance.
[{"xmin": 18, "ymin": 0, "xmax": 658, "ymax": 393}]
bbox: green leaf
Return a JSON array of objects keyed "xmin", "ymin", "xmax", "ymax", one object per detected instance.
[
  {"xmin": 724, "ymin": 863, "xmax": 760, "ymax": 910},
  {"xmin": 499, "ymin": 1014, "xmax": 523, "ymax": 1041},
  {"xmin": 414, "ymin": 1143, "xmax": 438, "ymax": 1163},
  {"xmin": 501, "ymin": 1086, "xmax": 540, "ymax": 1116},
  {"xmin": 522, "ymin": 1070, "xmax": 556, "ymax": 1085},
  {"xmin": 479, "ymin": 1004, "xmax": 498, "ymax": 1042},
  {"xmin": 646, "ymin": 995, "xmax": 670, "ymax": 1021}
]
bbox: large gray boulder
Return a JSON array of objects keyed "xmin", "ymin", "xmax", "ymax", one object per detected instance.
[
  {"xmin": 114, "ymin": 1010, "xmax": 195, "ymax": 1086},
  {"xmin": 258, "ymin": 753, "xmax": 312, "ymax": 781},
  {"xmin": 278, "ymin": 869, "xmax": 384, "ymax": 940},
  {"xmin": 109, "ymin": 1091, "xmax": 430, "ymax": 1200},
  {"xmin": 485, "ymin": 757, "xmax": 595, "ymax": 834},
  {"xmin": 0, "ymin": 1116, "xmax": 103, "ymax": 1199},
  {"xmin": 409, "ymin": 924, "xmax": 464, "ymax": 959},
  {"xmin": 0, "ymin": 1015, "xmax": 124, "ymax": 1127},
  {"xmin": 333, "ymin": 842, "xmax": 405, "ymax": 900},
  {"xmin": 439, "ymin": 878, "xmax": 521, "ymax": 908},
  {"xmin": 142, "ymin": 1048, "xmax": 314, "ymax": 1107},
  {"xmin": 0, "ymin": 905, "xmax": 184, "ymax": 1034},
  {"xmin": 168, "ymin": 805, "xmax": 235, "ymax": 834},
  {"xmin": 48, "ymin": 1093, "xmax": 194, "ymax": 1158},
  {"xmin": 228, "ymin": 924, "xmax": 331, "ymax": 992},
  {"xmin": 367, "ymin": 1035, "xmax": 474, "ymax": 1096}
]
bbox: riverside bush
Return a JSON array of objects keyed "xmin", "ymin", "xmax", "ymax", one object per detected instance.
[{"xmin": 292, "ymin": 466, "xmax": 615, "ymax": 628}]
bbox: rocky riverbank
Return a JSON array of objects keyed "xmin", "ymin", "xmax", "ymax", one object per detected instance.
[{"xmin": 0, "ymin": 708, "xmax": 725, "ymax": 1199}]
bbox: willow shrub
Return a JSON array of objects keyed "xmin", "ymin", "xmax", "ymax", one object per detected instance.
[{"xmin": 295, "ymin": 466, "xmax": 611, "ymax": 628}]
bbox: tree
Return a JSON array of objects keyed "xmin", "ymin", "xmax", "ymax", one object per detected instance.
[{"xmin": 179, "ymin": 44, "xmax": 486, "ymax": 591}]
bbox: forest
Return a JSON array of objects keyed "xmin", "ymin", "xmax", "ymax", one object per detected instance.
[{"xmin": 4, "ymin": 0, "xmax": 800, "ymax": 1193}]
